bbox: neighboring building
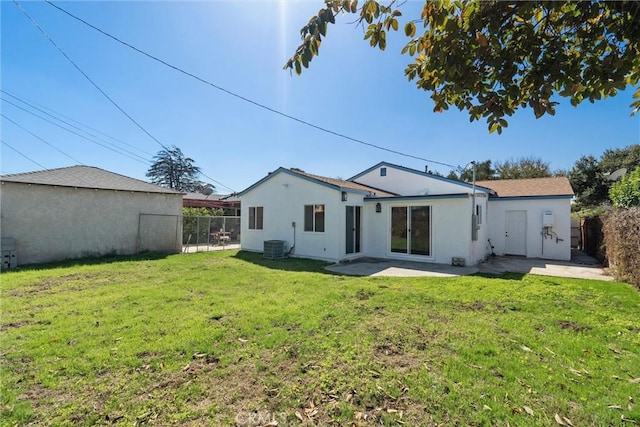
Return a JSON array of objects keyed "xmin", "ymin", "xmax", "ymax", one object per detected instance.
[
  {"xmin": 238, "ymin": 162, "xmax": 574, "ymax": 265},
  {"xmin": 1, "ymin": 166, "xmax": 183, "ymax": 266},
  {"xmin": 183, "ymin": 192, "xmax": 240, "ymax": 215}
]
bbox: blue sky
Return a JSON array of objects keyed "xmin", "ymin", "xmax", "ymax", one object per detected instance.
[{"xmin": 2, "ymin": 1, "xmax": 639, "ymax": 193}]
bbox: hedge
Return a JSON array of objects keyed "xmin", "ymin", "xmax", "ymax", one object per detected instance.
[{"xmin": 602, "ymin": 206, "xmax": 640, "ymax": 289}]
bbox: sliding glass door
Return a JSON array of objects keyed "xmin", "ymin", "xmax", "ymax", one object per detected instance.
[{"xmin": 390, "ymin": 205, "xmax": 431, "ymax": 256}]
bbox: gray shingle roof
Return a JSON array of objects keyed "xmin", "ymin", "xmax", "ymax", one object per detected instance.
[{"xmin": 1, "ymin": 165, "xmax": 182, "ymax": 194}]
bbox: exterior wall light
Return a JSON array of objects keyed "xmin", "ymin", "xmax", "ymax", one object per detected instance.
[{"xmin": 375, "ymin": 202, "xmax": 382, "ymax": 213}]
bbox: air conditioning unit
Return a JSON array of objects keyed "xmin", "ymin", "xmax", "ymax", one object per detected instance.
[{"xmin": 263, "ymin": 240, "xmax": 287, "ymax": 260}]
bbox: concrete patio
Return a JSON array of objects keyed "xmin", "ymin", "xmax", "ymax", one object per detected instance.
[{"xmin": 325, "ymin": 250, "xmax": 613, "ymax": 281}]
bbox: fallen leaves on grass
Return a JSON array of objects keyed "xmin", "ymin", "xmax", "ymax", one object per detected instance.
[
  {"xmin": 295, "ymin": 402, "xmax": 319, "ymax": 422},
  {"xmin": 555, "ymin": 413, "xmax": 574, "ymax": 426},
  {"xmin": 523, "ymin": 405, "xmax": 534, "ymax": 416}
]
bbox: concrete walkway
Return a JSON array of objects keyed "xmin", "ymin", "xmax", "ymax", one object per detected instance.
[
  {"xmin": 326, "ymin": 250, "xmax": 613, "ymax": 281},
  {"xmin": 478, "ymin": 250, "xmax": 613, "ymax": 281}
]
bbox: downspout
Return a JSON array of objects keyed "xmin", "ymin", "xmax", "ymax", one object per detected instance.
[{"xmin": 288, "ymin": 221, "xmax": 296, "ymax": 256}]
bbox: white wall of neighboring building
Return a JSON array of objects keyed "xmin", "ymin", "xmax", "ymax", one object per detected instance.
[
  {"xmin": 363, "ymin": 195, "xmax": 486, "ymax": 265},
  {"xmin": 0, "ymin": 182, "xmax": 183, "ymax": 265},
  {"xmin": 487, "ymin": 197, "xmax": 572, "ymax": 261},
  {"xmin": 352, "ymin": 164, "xmax": 488, "ymax": 197},
  {"xmin": 240, "ymin": 171, "xmax": 366, "ymax": 262}
]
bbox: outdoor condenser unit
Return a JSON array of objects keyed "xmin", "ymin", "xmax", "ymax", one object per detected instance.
[{"xmin": 263, "ymin": 240, "xmax": 287, "ymax": 260}]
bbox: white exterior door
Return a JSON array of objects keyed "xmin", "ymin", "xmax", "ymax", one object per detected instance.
[{"xmin": 505, "ymin": 210, "xmax": 526, "ymax": 256}]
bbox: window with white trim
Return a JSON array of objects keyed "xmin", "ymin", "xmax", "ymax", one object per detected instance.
[
  {"xmin": 248, "ymin": 206, "xmax": 263, "ymax": 230},
  {"xmin": 304, "ymin": 204, "xmax": 325, "ymax": 232}
]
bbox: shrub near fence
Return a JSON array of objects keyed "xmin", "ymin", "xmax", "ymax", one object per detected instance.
[{"xmin": 603, "ymin": 207, "xmax": 640, "ymax": 289}]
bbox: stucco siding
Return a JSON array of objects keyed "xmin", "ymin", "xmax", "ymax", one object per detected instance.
[
  {"xmin": 364, "ymin": 196, "xmax": 477, "ymax": 265},
  {"xmin": 240, "ymin": 172, "xmax": 364, "ymax": 262},
  {"xmin": 487, "ymin": 198, "xmax": 571, "ymax": 261},
  {"xmin": 0, "ymin": 182, "xmax": 183, "ymax": 265},
  {"xmin": 353, "ymin": 165, "xmax": 483, "ymax": 196},
  {"xmin": 470, "ymin": 194, "xmax": 492, "ymax": 264}
]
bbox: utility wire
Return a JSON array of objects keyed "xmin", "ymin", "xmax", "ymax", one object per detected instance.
[
  {"xmin": 14, "ymin": 1, "xmax": 236, "ymax": 193},
  {"xmin": 1, "ymin": 90, "xmax": 236, "ymax": 192},
  {"xmin": 2, "ymin": 98, "xmax": 151, "ymax": 164},
  {"xmin": 13, "ymin": 0, "xmax": 168, "ymax": 152},
  {"xmin": 2, "ymin": 113, "xmax": 84, "ymax": 164},
  {"xmin": 1, "ymin": 139, "xmax": 48, "ymax": 170},
  {"xmin": 1, "ymin": 89, "xmax": 154, "ymax": 158},
  {"xmin": 199, "ymin": 171, "xmax": 236, "ymax": 193},
  {"xmin": 45, "ymin": 0, "xmax": 460, "ymax": 171}
]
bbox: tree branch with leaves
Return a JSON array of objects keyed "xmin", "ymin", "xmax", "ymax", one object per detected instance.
[{"xmin": 285, "ymin": 0, "xmax": 640, "ymax": 134}]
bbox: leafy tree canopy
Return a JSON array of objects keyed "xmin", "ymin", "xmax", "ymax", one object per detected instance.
[
  {"xmin": 285, "ymin": 1, "xmax": 640, "ymax": 134},
  {"xmin": 609, "ymin": 166, "xmax": 640, "ymax": 208},
  {"xmin": 599, "ymin": 144, "xmax": 640, "ymax": 174},
  {"xmin": 569, "ymin": 144, "xmax": 640, "ymax": 209},
  {"xmin": 146, "ymin": 146, "xmax": 213, "ymax": 193},
  {"xmin": 495, "ymin": 156, "xmax": 551, "ymax": 179},
  {"xmin": 450, "ymin": 159, "xmax": 495, "ymax": 181}
]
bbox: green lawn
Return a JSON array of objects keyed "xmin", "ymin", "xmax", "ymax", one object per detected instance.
[{"xmin": 1, "ymin": 250, "xmax": 639, "ymax": 426}]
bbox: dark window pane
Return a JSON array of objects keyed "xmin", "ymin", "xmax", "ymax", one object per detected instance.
[
  {"xmin": 410, "ymin": 206, "xmax": 430, "ymax": 256},
  {"xmin": 249, "ymin": 207, "xmax": 256, "ymax": 230},
  {"xmin": 391, "ymin": 206, "xmax": 407, "ymax": 253},
  {"xmin": 304, "ymin": 205, "xmax": 313, "ymax": 231},
  {"xmin": 256, "ymin": 207, "xmax": 263, "ymax": 230},
  {"xmin": 315, "ymin": 204, "xmax": 325, "ymax": 232}
]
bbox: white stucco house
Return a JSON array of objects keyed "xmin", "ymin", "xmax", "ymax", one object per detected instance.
[
  {"xmin": 1, "ymin": 166, "xmax": 183, "ymax": 266},
  {"xmin": 238, "ymin": 162, "xmax": 574, "ymax": 265}
]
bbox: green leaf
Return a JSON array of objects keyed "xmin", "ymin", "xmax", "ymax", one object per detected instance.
[
  {"xmin": 391, "ymin": 18, "xmax": 398, "ymax": 31},
  {"xmin": 405, "ymin": 21, "xmax": 416, "ymax": 37}
]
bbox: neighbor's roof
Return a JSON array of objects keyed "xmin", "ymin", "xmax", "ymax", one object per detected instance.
[
  {"xmin": 183, "ymin": 193, "xmax": 239, "ymax": 202},
  {"xmin": 1, "ymin": 165, "xmax": 182, "ymax": 194},
  {"xmin": 183, "ymin": 192, "xmax": 240, "ymax": 208},
  {"xmin": 475, "ymin": 177, "xmax": 574, "ymax": 198}
]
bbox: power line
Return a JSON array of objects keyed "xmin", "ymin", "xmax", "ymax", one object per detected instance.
[
  {"xmin": 0, "ymin": 139, "xmax": 48, "ymax": 170},
  {"xmin": 13, "ymin": 1, "xmax": 237, "ymax": 193},
  {"xmin": 2, "ymin": 98, "xmax": 151, "ymax": 164},
  {"xmin": 13, "ymin": 0, "xmax": 169, "ymax": 152},
  {"xmin": 2, "ymin": 91, "xmax": 236, "ymax": 192},
  {"xmin": 1, "ymin": 89, "xmax": 154, "ymax": 158},
  {"xmin": 199, "ymin": 170, "xmax": 236, "ymax": 193},
  {"xmin": 2, "ymin": 113, "xmax": 84, "ymax": 164},
  {"xmin": 45, "ymin": 0, "xmax": 460, "ymax": 171}
]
